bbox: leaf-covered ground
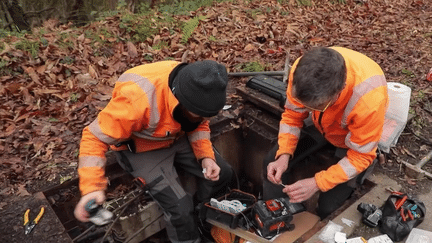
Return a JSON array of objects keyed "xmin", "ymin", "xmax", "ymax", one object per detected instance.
[{"xmin": 1, "ymin": 0, "xmax": 431, "ymax": 219}]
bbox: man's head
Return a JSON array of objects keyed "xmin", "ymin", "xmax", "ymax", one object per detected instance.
[
  {"xmin": 172, "ymin": 60, "xmax": 228, "ymax": 117},
  {"xmin": 292, "ymin": 47, "xmax": 346, "ymax": 111}
]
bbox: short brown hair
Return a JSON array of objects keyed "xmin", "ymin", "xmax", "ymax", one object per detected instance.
[{"xmin": 292, "ymin": 47, "xmax": 346, "ymax": 108}]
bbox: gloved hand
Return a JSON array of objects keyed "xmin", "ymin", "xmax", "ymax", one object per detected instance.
[
  {"xmin": 74, "ymin": 190, "xmax": 106, "ymax": 222},
  {"xmin": 202, "ymin": 158, "xmax": 220, "ymax": 181},
  {"xmin": 282, "ymin": 177, "xmax": 319, "ymax": 203},
  {"xmin": 267, "ymin": 154, "xmax": 290, "ymax": 184}
]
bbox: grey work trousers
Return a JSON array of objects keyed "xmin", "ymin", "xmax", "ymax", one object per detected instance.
[
  {"xmin": 262, "ymin": 136, "xmax": 376, "ymax": 219},
  {"xmin": 114, "ymin": 136, "xmax": 233, "ymax": 243}
]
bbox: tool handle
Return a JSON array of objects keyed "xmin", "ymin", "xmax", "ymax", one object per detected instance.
[
  {"xmin": 134, "ymin": 177, "xmax": 147, "ymax": 189},
  {"xmin": 85, "ymin": 199, "xmax": 100, "ymax": 216},
  {"xmin": 395, "ymin": 195, "xmax": 407, "ymax": 210},
  {"xmin": 407, "ymin": 208, "xmax": 414, "ymax": 220},
  {"xmin": 34, "ymin": 207, "xmax": 45, "ymax": 224},
  {"xmin": 24, "ymin": 209, "xmax": 30, "ymax": 225},
  {"xmin": 400, "ymin": 208, "xmax": 406, "ymax": 221}
]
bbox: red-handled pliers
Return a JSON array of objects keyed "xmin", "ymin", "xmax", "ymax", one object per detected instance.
[{"xmin": 24, "ymin": 207, "xmax": 45, "ymax": 235}]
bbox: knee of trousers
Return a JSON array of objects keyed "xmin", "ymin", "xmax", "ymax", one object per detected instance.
[
  {"xmin": 157, "ymin": 191, "xmax": 195, "ymax": 224},
  {"xmin": 262, "ymin": 145, "xmax": 279, "ymax": 177},
  {"xmin": 160, "ymin": 192, "xmax": 200, "ymax": 241}
]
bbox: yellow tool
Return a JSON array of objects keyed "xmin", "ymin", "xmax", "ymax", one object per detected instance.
[{"xmin": 24, "ymin": 207, "xmax": 45, "ymax": 235}]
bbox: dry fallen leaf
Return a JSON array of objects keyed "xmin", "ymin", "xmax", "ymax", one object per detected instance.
[
  {"xmin": 244, "ymin": 44, "xmax": 254, "ymax": 52},
  {"xmin": 17, "ymin": 184, "xmax": 31, "ymax": 196},
  {"xmin": 127, "ymin": 41, "xmax": 138, "ymax": 58}
]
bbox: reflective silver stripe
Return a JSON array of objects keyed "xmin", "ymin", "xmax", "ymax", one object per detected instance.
[
  {"xmin": 118, "ymin": 73, "xmax": 160, "ymax": 136},
  {"xmin": 341, "ymin": 75, "xmax": 386, "ymax": 128},
  {"xmin": 189, "ymin": 131, "xmax": 210, "ymax": 143},
  {"xmin": 79, "ymin": 156, "xmax": 106, "ymax": 168},
  {"xmin": 279, "ymin": 123, "xmax": 301, "ymax": 138},
  {"xmin": 345, "ymin": 132, "xmax": 378, "ymax": 153},
  {"xmin": 284, "ymin": 99, "xmax": 308, "ymax": 113},
  {"xmin": 89, "ymin": 118, "xmax": 119, "ymax": 145},
  {"xmin": 338, "ymin": 157, "xmax": 358, "ymax": 179}
]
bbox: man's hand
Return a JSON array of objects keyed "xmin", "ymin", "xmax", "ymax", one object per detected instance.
[
  {"xmin": 282, "ymin": 177, "xmax": 319, "ymax": 203},
  {"xmin": 201, "ymin": 158, "xmax": 220, "ymax": 181},
  {"xmin": 267, "ymin": 154, "xmax": 290, "ymax": 184},
  {"xmin": 74, "ymin": 190, "xmax": 106, "ymax": 222}
]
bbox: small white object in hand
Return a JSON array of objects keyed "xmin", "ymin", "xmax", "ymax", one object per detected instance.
[{"xmin": 202, "ymin": 168, "xmax": 206, "ymax": 174}]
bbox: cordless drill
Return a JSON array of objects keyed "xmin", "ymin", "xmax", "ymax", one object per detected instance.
[{"xmin": 357, "ymin": 203, "xmax": 382, "ymax": 227}]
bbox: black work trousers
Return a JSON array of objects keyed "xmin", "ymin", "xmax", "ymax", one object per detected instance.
[{"xmin": 114, "ymin": 136, "xmax": 233, "ymax": 243}]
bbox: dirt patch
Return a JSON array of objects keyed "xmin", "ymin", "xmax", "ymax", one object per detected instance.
[{"xmin": 0, "ymin": 193, "xmax": 72, "ymax": 243}]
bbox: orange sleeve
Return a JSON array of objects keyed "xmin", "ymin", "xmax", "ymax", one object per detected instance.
[
  {"xmin": 315, "ymin": 89, "xmax": 387, "ymax": 191},
  {"xmin": 78, "ymin": 82, "xmax": 149, "ymax": 195},
  {"xmin": 78, "ymin": 167, "xmax": 108, "ymax": 195},
  {"xmin": 187, "ymin": 120, "xmax": 215, "ymax": 161}
]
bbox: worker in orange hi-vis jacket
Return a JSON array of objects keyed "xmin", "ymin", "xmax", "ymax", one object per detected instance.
[
  {"xmin": 74, "ymin": 60, "xmax": 234, "ymax": 243},
  {"xmin": 264, "ymin": 47, "xmax": 389, "ymax": 219}
]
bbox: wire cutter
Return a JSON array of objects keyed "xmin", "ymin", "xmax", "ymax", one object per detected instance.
[{"xmin": 24, "ymin": 207, "xmax": 45, "ymax": 235}]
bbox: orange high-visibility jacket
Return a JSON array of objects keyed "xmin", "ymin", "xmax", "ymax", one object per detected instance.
[
  {"xmin": 78, "ymin": 61, "xmax": 215, "ymax": 195},
  {"xmin": 277, "ymin": 47, "xmax": 388, "ymax": 192}
]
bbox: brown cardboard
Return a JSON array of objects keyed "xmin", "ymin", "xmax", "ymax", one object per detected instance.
[
  {"xmin": 273, "ymin": 211, "xmax": 321, "ymax": 243},
  {"xmin": 207, "ymin": 211, "xmax": 320, "ymax": 243}
]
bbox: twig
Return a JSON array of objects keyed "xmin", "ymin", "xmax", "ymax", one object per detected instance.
[
  {"xmin": 72, "ymin": 190, "xmax": 145, "ymax": 242},
  {"xmin": 100, "ymin": 201, "xmax": 131, "ymax": 242},
  {"xmin": 111, "ymin": 190, "xmax": 146, "ymax": 214}
]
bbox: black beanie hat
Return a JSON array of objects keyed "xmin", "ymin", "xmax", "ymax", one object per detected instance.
[{"xmin": 172, "ymin": 60, "xmax": 228, "ymax": 117}]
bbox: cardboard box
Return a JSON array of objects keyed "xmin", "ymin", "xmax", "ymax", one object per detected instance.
[{"xmin": 207, "ymin": 211, "xmax": 320, "ymax": 243}]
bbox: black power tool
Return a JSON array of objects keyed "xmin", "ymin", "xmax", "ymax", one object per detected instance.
[
  {"xmin": 253, "ymin": 197, "xmax": 305, "ymax": 238},
  {"xmin": 357, "ymin": 202, "xmax": 382, "ymax": 227}
]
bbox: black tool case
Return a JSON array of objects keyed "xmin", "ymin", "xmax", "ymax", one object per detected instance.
[
  {"xmin": 246, "ymin": 75, "xmax": 288, "ymax": 108},
  {"xmin": 205, "ymin": 189, "xmax": 257, "ymax": 229}
]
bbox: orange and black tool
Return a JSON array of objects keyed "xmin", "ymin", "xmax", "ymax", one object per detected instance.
[
  {"xmin": 133, "ymin": 177, "xmax": 147, "ymax": 190},
  {"xmin": 407, "ymin": 209, "xmax": 414, "ymax": 221},
  {"xmin": 395, "ymin": 195, "xmax": 407, "ymax": 210},
  {"xmin": 385, "ymin": 187, "xmax": 404, "ymax": 195},
  {"xmin": 24, "ymin": 207, "xmax": 45, "ymax": 235},
  {"xmin": 400, "ymin": 208, "xmax": 406, "ymax": 221}
]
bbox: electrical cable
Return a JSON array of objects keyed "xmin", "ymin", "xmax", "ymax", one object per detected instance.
[
  {"xmin": 72, "ymin": 225, "xmax": 96, "ymax": 242},
  {"xmin": 99, "ymin": 201, "xmax": 131, "ymax": 243}
]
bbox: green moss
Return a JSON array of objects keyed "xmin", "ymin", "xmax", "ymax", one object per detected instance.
[
  {"xmin": 15, "ymin": 39, "xmax": 40, "ymax": 59},
  {"xmin": 241, "ymin": 61, "xmax": 267, "ymax": 72},
  {"xmin": 296, "ymin": 0, "xmax": 311, "ymax": 6}
]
